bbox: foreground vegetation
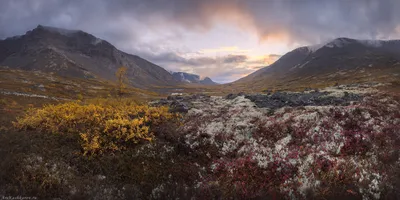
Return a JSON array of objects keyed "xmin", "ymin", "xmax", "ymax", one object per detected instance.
[
  {"xmin": 183, "ymin": 93, "xmax": 400, "ymax": 199},
  {"xmin": 14, "ymin": 100, "xmax": 180, "ymax": 155},
  {"xmin": 1, "ymin": 98, "xmax": 189, "ymax": 199},
  {"xmin": 0, "ymin": 87, "xmax": 399, "ymax": 199}
]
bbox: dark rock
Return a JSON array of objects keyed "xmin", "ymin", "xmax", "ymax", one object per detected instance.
[
  {"xmin": 244, "ymin": 91, "xmax": 362, "ymax": 109},
  {"xmin": 157, "ymin": 99, "xmax": 169, "ymax": 105},
  {"xmin": 303, "ymin": 87, "xmax": 313, "ymax": 92},
  {"xmin": 192, "ymin": 93, "xmax": 210, "ymax": 100},
  {"xmin": 167, "ymin": 96, "xmax": 174, "ymax": 100},
  {"xmin": 152, "ymin": 94, "xmax": 212, "ymax": 113},
  {"xmin": 225, "ymin": 93, "xmax": 237, "ymax": 100},
  {"xmin": 170, "ymin": 101, "xmax": 189, "ymax": 113},
  {"xmin": 225, "ymin": 92, "xmax": 245, "ymax": 100},
  {"xmin": 238, "ymin": 92, "xmax": 245, "ymax": 96},
  {"xmin": 167, "ymin": 95, "xmax": 184, "ymax": 101},
  {"xmin": 262, "ymin": 89, "xmax": 272, "ymax": 94}
]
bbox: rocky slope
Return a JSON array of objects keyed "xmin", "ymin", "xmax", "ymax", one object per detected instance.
[
  {"xmin": 0, "ymin": 25, "xmax": 179, "ymax": 89},
  {"xmin": 152, "ymin": 83, "xmax": 378, "ymax": 113}
]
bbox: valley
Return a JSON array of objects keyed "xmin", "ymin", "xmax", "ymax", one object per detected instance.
[{"xmin": 0, "ymin": 25, "xmax": 399, "ymax": 200}]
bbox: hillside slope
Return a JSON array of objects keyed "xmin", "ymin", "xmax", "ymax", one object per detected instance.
[
  {"xmin": 0, "ymin": 25, "xmax": 179, "ymax": 89},
  {"xmin": 235, "ymin": 38, "xmax": 400, "ymax": 91}
]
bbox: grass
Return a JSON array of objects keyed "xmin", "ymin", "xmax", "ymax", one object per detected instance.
[
  {"xmin": 0, "ymin": 69, "xmax": 161, "ymax": 101},
  {"xmin": 220, "ymin": 66, "xmax": 400, "ymax": 93},
  {"xmin": 0, "ymin": 68, "xmax": 163, "ymax": 131},
  {"xmin": 0, "ymin": 68, "xmax": 205, "ymax": 199},
  {"xmin": 0, "ymin": 68, "xmax": 399, "ymax": 199}
]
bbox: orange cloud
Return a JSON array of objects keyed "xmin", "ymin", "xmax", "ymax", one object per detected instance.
[
  {"xmin": 249, "ymin": 54, "xmax": 281, "ymax": 65},
  {"xmin": 200, "ymin": 1, "xmax": 256, "ymax": 29},
  {"xmin": 199, "ymin": 46, "xmax": 252, "ymax": 54},
  {"xmin": 262, "ymin": 54, "xmax": 281, "ymax": 65},
  {"xmin": 183, "ymin": 1, "xmax": 291, "ymax": 45},
  {"xmin": 258, "ymin": 31, "xmax": 291, "ymax": 44}
]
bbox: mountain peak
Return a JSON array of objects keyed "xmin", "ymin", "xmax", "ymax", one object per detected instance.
[
  {"xmin": 236, "ymin": 37, "xmax": 400, "ymax": 87},
  {"xmin": 24, "ymin": 25, "xmax": 107, "ymax": 47},
  {"xmin": 324, "ymin": 37, "xmax": 355, "ymax": 48},
  {"xmin": 200, "ymin": 77, "xmax": 219, "ymax": 85},
  {"xmin": 171, "ymin": 71, "xmax": 218, "ymax": 85},
  {"xmin": 33, "ymin": 25, "xmax": 81, "ymax": 36},
  {"xmin": 0, "ymin": 25, "xmax": 182, "ymax": 90},
  {"xmin": 304, "ymin": 37, "xmax": 386, "ymax": 53}
]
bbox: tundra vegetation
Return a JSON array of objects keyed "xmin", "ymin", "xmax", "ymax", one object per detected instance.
[{"xmin": 0, "ymin": 84, "xmax": 399, "ymax": 200}]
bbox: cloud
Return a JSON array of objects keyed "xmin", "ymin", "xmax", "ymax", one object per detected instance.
[
  {"xmin": 1, "ymin": 0, "xmax": 400, "ymax": 82},
  {"xmin": 199, "ymin": 46, "xmax": 252, "ymax": 54},
  {"xmin": 130, "ymin": 46, "xmax": 258, "ymax": 83},
  {"xmin": 3, "ymin": 0, "xmax": 400, "ymax": 43},
  {"xmin": 133, "ymin": 49, "xmax": 216, "ymax": 67},
  {"xmin": 247, "ymin": 54, "xmax": 281, "ymax": 66},
  {"xmin": 223, "ymin": 55, "xmax": 248, "ymax": 63}
]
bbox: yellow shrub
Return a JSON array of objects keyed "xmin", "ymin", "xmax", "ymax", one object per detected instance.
[{"xmin": 14, "ymin": 100, "xmax": 180, "ymax": 155}]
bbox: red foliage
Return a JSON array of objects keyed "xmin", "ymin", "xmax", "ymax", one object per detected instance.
[{"xmin": 204, "ymin": 155, "xmax": 297, "ymax": 199}]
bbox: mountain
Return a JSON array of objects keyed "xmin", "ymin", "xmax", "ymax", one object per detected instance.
[
  {"xmin": 0, "ymin": 25, "xmax": 179, "ymax": 89},
  {"xmin": 236, "ymin": 37, "xmax": 400, "ymax": 90},
  {"xmin": 199, "ymin": 77, "xmax": 218, "ymax": 85},
  {"xmin": 171, "ymin": 71, "xmax": 218, "ymax": 85}
]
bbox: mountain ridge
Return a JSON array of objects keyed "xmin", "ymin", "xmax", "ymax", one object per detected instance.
[
  {"xmin": 234, "ymin": 37, "xmax": 400, "ymax": 91},
  {"xmin": 1, "ymin": 26, "xmax": 399, "ymax": 92},
  {"xmin": 0, "ymin": 25, "xmax": 181, "ymax": 90}
]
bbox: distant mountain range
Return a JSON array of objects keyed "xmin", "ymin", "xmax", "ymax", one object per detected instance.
[
  {"xmin": 1, "ymin": 26, "xmax": 398, "ymax": 92},
  {"xmin": 0, "ymin": 25, "xmax": 217, "ymax": 89},
  {"xmin": 170, "ymin": 71, "xmax": 218, "ymax": 85},
  {"xmin": 235, "ymin": 37, "xmax": 400, "ymax": 90}
]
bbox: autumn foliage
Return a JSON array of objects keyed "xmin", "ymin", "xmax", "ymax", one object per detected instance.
[
  {"xmin": 115, "ymin": 66, "xmax": 128, "ymax": 96},
  {"xmin": 14, "ymin": 100, "xmax": 181, "ymax": 155}
]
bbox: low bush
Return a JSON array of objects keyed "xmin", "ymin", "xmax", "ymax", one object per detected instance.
[{"xmin": 14, "ymin": 100, "xmax": 181, "ymax": 155}]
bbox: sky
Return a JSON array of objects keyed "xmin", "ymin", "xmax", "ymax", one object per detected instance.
[{"xmin": 1, "ymin": 0, "xmax": 400, "ymax": 83}]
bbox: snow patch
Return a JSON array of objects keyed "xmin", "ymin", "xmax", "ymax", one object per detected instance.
[
  {"xmin": 325, "ymin": 38, "xmax": 350, "ymax": 48},
  {"xmin": 92, "ymin": 38, "xmax": 103, "ymax": 45},
  {"xmin": 42, "ymin": 26, "xmax": 79, "ymax": 36},
  {"xmin": 305, "ymin": 38, "xmax": 384, "ymax": 53},
  {"xmin": 358, "ymin": 40, "xmax": 383, "ymax": 48},
  {"xmin": 307, "ymin": 43, "xmax": 325, "ymax": 53}
]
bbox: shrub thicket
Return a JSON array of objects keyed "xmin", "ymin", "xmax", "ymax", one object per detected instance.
[{"xmin": 14, "ymin": 100, "xmax": 181, "ymax": 155}]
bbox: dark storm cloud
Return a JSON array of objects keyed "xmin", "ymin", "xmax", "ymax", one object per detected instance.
[
  {"xmin": 223, "ymin": 55, "xmax": 248, "ymax": 64},
  {"xmin": 1, "ymin": 0, "xmax": 400, "ymax": 42},
  {"xmin": 138, "ymin": 51, "xmax": 249, "ymax": 67},
  {"xmin": 136, "ymin": 51, "xmax": 215, "ymax": 67},
  {"xmin": 269, "ymin": 54, "xmax": 282, "ymax": 58},
  {"xmin": 246, "ymin": 0, "xmax": 400, "ymax": 43},
  {"xmin": 1, "ymin": 0, "xmax": 399, "ymax": 82}
]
